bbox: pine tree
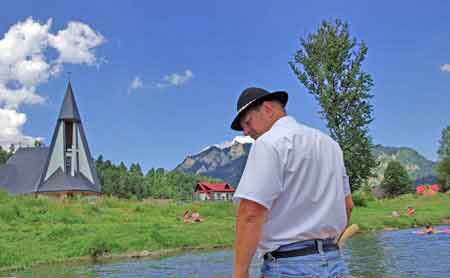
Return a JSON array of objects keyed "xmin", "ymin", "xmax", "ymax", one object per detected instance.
[{"xmin": 381, "ymin": 160, "xmax": 412, "ymax": 197}]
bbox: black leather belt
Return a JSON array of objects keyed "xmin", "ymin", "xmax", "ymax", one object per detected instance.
[{"xmin": 264, "ymin": 241, "xmax": 338, "ymax": 260}]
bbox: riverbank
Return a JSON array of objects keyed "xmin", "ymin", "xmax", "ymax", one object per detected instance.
[{"xmin": 1, "ymin": 191, "xmax": 449, "ymax": 271}]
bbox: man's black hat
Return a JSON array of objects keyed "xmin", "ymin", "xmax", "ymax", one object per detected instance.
[{"xmin": 230, "ymin": 87, "xmax": 288, "ymax": 131}]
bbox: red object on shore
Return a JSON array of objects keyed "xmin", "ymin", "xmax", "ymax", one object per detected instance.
[{"xmin": 416, "ymin": 184, "xmax": 441, "ymax": 195}]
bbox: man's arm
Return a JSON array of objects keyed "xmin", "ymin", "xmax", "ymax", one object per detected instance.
[
  {"xmin": 345, "ymin": 194, "xmax": 353, "ymax": 225},
  {"xmin": 233, "ymin": 199, "xmax": 267, "ymax": 278},
  {"xmin": 334, "ymin": 193, "xmax": 354, "ymax": 246}
]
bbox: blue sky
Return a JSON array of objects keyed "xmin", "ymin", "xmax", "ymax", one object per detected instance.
[{"xmin": 0, "ymin": 1, "xmax": 449, "ymax": 171}]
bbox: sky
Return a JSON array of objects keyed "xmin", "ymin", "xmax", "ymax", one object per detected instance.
[{"xmin": 0, "ymin": 1, "xmax": 449, "ymax": 172}]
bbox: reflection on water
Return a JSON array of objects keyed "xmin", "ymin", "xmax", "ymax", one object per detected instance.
[
  {"xmin": 3, "ymin": 226, "xmax": 450, "ymax": 278},
  {"xmin": 345, "ymin": 226, "xmax": 450, "ymax": 278}
]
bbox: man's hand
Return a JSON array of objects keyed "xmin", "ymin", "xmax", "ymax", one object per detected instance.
[
  {"xmin": 345, "ymin": 194, "xmax": 353, "ymax": 225},
  {"xmin": 233, "ymin": 199, "xmax": 267, "ymax": 278}
]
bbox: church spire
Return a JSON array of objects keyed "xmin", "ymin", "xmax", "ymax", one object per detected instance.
[
  {"xmin": 37, "ymin": 81, "xmax": 100, "ymax": 193},
  {"xmin": 58, "ymin": 82, "xmax": 81, "ymax": 121}
]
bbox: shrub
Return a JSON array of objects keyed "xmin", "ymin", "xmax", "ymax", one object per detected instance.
[
  {"xmin": 85, "ymin": 204, "xmax": 102, "ymax": 215},
  {"xmin": 352, "ymin": 190, "xmax": 373, "ymax": 207},
  {"xmin": 0, "ymin": 189, "xmax": 10, "ymax": 201},
  {"xmin": 0, "ymin": 204, "xmax": 23, "ymax": 222},
  {"xmin": 83, "ymin": 236, "xmax": 119, "ymax": 257},
  {"xmin": 134, "ymin": 205, "xmax": 143, "ymax": 213}
]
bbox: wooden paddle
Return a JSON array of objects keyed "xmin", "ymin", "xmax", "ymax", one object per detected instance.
[{"xmin": 334, "ymin": 224, "xmax": 359, "ymax": 247}]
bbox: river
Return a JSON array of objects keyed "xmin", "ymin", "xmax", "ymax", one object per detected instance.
[{"xmin": 3, "ymin": 226, "xmax": 450, "ymax": 278}]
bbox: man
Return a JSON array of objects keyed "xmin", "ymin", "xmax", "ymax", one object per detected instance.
[{"xmin": 231, "ymin": 87, "xmax": 353, "ymax": 278}]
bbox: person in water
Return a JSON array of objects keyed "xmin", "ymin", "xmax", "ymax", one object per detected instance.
[{"xmin": 417, "ymin": 223, "xmax": 436, "ymax": 234}]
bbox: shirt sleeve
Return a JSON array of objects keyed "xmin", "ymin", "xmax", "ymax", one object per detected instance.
[
  {"xmin": 339, "ymin": 146, "xmax": 351, "ymax": 197},
  {"xmin": 343, "ymin": 174, "xmax": 351, "ymax": 197},
  {"xmin": 233, "ymin": 139, "xmax": 283, "ymax": 209}
]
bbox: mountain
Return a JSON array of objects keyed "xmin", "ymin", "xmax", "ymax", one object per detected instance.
[
  {"xmin": 370, "ymin": 145, "xmax": 437, "ymax": 186},
  {"xmin": 174, "ymin": 137, "xmax": 252, "ymax": 186},
  {"xmin": 174, "ymin": 138, "xmax": 437, "ymax": 187}
]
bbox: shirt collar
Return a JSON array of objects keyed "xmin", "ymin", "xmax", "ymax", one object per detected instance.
[{"xmin": 272, "ymin": 115, "xmax": 294, "ymax": 128}]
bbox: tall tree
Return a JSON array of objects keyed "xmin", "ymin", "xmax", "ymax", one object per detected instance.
[
  {"xmin": 289, "ymin": 19, "xmax": 377, "ymax": 191},
  {"xmin": 0, "ymin": 146, "xmax": 11, "ymax": 165},
  {"xmin": 437, "ymin": 125, "xmax": 450, "ymax": 191},
  {"xmin": 437, "ymin": 125, "xmax": 450, "ymax": 159},
  {"xmin": 381, "ymin": 160, "xmax": 412, "ymax": 197},
  {"xmin": 34, "ymin": 139, "xmax": 44, "ymax": 148}
]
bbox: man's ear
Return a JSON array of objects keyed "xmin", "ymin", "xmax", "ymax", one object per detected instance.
[{"xmin": 261, "ymin": 101, "xmax": 273, "ymax": 114}]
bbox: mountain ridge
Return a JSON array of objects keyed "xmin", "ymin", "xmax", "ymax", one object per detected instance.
[{"xmin": 174, "ymin": 138, "xmax": 437, "ymax": 187}]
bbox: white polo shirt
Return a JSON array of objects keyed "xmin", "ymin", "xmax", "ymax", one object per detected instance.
[{"xmin": 233, "ymin": 116, "xmax": 349, "ymax": 256}]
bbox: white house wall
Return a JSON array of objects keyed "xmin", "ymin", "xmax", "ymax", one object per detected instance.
[
  {"xmin": 213, "ymin": 192, "xmax": 233, "ymax": 200},
  {"xmin": 195, "ymin": 192, "xmax": 233, "ymax": 201}
]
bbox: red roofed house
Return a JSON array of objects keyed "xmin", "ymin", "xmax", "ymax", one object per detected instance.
[{"xmin": 194, "ymin": 182, "xmax": 235, "ymax": 201}]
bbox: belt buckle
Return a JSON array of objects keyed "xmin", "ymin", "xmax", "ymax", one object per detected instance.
[{"xmin": 263, "ymin": 252, "xmax": 275, "ymax": 261}]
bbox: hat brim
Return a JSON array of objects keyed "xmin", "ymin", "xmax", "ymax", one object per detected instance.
[{"xmin": 230, "ymin": 91, "xmax": 288, "ymax": 131}]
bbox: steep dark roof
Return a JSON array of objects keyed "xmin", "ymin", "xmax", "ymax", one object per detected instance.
[
  {"xmin": 0, "ymin": 147, "xmax": 100, "ymax": 195},
  {"xmin": 0, "ymin": 147, "xmax": 49, "ymax": 194},
  {"xmin": 58, "ymin": 82, "xmax": 81, "ymax": 121},
  {"xmin": 38, "ymin": 168, "xmax": 99, "ymax": 193}
]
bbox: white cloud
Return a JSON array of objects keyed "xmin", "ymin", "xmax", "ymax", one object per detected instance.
[
  {"xmin": 0, "ymin": 108, "xmax": 37, "ymax": 148},
  {"xmin": 129, "ymin": 76, "xmax": 143, "ymax": 93},
  {"xmin": 440, "ymin": 64, "xmax": 450, "ymax": 72},
  {"xmin": 156, "ymin": 69, "xmax": 194, "ymax": 88},
  {"xmin": 48, "ymin": 21, "xmax": 105, "ymax": 65},
  {"xmin": 0, "ymin": 18, "xmax": 52, "ymax": 67},
  {"xmin": 0, "ymin": 17, "xmax": 105, "ymax": 149},
  {"xmin": 0, "ymin": 84, "xmax": 45, "ymax": 109}
]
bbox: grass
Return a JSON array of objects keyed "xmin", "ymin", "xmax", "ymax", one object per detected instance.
[
  {"xmin": 0, "ymin": 191, "xmax": 449, "ymax": 271},
  {"xmin": 352, "ymin": 193, "xmax": 450, "ymax": 231}
]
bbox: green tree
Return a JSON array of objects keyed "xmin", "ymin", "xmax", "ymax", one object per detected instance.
[
  {"xmin": 381, "ymin": 160, "xmax": 412, "ymax": 197},
  {"xmin": 0, "ymin": 146, "xmax": 11, "ymax": 165},
  {"xmin": 289, "ymin": 19, "xmax": 377, "ymax": 191},
  {"xmin": 128, "ymin": 163, "xmax": 144, "ymax": 199},
  {"xmin": 437, "ymin": 125, "xmax": 450, "ymax": 191},
  {"xmin": 95, "ymin": 154, "xmax": 222, "ymax": 200},
  {"xmin": 34, "ymin": 139, "xmax": 44, "ymax": 148},
  {"xmin": 8, "ymin": 144, "xmax": 15, "ymax": 154}
]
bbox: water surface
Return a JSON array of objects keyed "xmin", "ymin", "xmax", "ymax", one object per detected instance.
[{"xmin": 3, "ymin": 226, "xmax": 450, "ymax": 278}]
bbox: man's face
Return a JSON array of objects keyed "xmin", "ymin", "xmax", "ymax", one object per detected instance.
[{"xmin": 239, "ymin": 103, "xmax": 271, "ymax": 140}]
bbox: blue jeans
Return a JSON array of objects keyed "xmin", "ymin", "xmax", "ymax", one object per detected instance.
[{"xmin": 260, "ymin": 239, "xmax": 348, "ymax": 278}]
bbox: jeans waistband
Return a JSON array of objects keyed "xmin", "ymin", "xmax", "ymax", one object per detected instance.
[
  {"xmin": 264, "ymin": 239, "xmax": 338, "ymax": 260},
  {"xmin": 277, "ymin": 238, "xmax": 335, "ymax": 252}
]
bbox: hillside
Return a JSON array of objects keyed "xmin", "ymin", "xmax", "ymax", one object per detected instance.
[{"xmin": 175, "ymin": 139, "xmax": 437, "ymax": 187}]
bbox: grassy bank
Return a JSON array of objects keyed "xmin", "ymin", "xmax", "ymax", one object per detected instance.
[
  {"xmin": 0, "ymin": 192, "xmax": 235, "ymax": 271},
  {"xmin": 0, "ymin": 191, "xmax": 449, "ymax": 271},
  {"xmin": 351, "ymin": 193, "xmax": 450, "ymax": 231}
]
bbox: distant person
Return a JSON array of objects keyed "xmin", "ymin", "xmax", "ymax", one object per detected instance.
[
  {"xmin": 183, "ymin": 210, "xmax": 193, "ymax": 224},
  {"xmin": 230, "ymin": 87, "xmax": 352, "ymax": 278},
  {"xmin": 191, "ymin": 209, "xmax": 203, "ymax": 222},
  {"xmin": 417, "ymin": 223, "xmax": 436, "ymax": 234},
  {"xmin": 406, "ymin": 206, "xmax": 415, "ymax": 217}
]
